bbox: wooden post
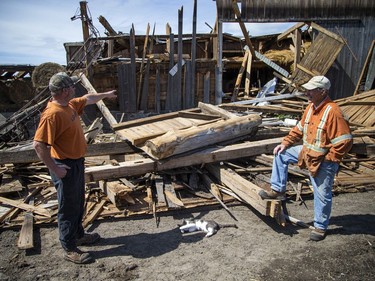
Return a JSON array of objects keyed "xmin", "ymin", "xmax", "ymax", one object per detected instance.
[
  {"xmin": 215, "ymin": 19, "xmax": 223, "ymax": 105},
  {"xmin": 191, "ymin": 0, "xmax": 197, "ymax": 108},
  {"xmin": 140, "ymin": 60, "xmax": 150, "ymax": 110},
  {"xmin": 166, "ymin": 32, "xmax": 175, "ymax": 110},
  {"xmin": 204, "ymin": 71, "xmax": 211, "ymax": 103},
  {"xmin": 155, "ymin": 65, "xmax": 161, "ymax": 113},
  {"xmin": 231, "ymin": 0, "xmax": 256, "ymax": 57},
  {"xmin": 293, "ymin": 29, "xmax": 302, "ymax": 73},
  {"xmin": 232, "ymin": 48, "xmax": 249, "ymax": 102},
  {"xmin": 137, "ymin": 23, "xmax": 151, "ymax": 109},
  {"xmin": 177, "ymin": 6, "xmax": 183, "ymax": 110},
  {"xmin": 244, "ymin": 51, "xmax": 252, "ymax": 97},
  {"xmin": 185, "ymin": 60, "xmax": 192, "ymax": 109},
  {"xmin": 129, "ymin": 25, "xmax": 137, "ymax": 112},
  {"xmin": 17, "ymin": 197, "xmax": 34, "ymax": 250},
  {"xmin": 79, "ymin": 74, "xmax": 118, "ymax": 127},
  {"xmin": 98, "ymin": 15, "xmax": 127, "ymax": 48},
  {"xmin": 79, "ymin": 1, "xmax": 91, "ymax": 76}
]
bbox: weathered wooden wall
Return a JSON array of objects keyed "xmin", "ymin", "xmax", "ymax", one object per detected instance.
[{"xmin": 216, "ymin": 0, "xmax": 375, "ymax": 99}]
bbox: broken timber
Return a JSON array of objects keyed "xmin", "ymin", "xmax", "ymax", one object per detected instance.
[
  {"xmin": 145, "ymin": 114, "xmax": 261, "ymax": 159},
  {"xmin": 85, "ymin": 137, "xmax": 282, "ymax": 182},
  {"xmin": 17, "ymin": 197, "xmax": 34, "ymax": 250},
  {"xmin": 205, "ymin": 163, "xmax": 284, "ymax": 224}
]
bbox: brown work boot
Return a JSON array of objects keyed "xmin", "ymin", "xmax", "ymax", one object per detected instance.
[
  {"xmin": 309, "ymin": 228, "xmax": 326, "ymax": 241},
  {"xmin": 76, "ymin": 232, "xmax": 101, "ymax": 246},
  {"xmin": 64, "ymin": 248, "xmax": 93, "ymax": 264},
  {"xmin": 258, "ymin": 189, "xmax": 286, "ymax": 200}
]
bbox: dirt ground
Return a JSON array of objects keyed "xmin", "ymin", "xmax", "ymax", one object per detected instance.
[{"xmin": 0, "ymin": 189, "xmax": 374, "ymax": 281}]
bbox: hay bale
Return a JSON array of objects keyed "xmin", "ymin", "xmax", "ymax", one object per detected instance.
[
  {"xmin": 32, "ymin": 62, "xmax": 65, "ymax": 89},
  {"xmin": 6, "ymin": 80, "xmax": 34, "ymax": 105}
]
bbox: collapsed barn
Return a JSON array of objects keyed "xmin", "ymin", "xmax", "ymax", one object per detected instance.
[{"xmin": 0, "ymin": 0, "xmax": 374, "ymax": 250}]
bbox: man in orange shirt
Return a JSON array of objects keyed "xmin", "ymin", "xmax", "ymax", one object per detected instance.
[
  {"xmin": 33, "ymin": 72, "xmax": 117, "ymax": 263},
  {"xmin": 259, "ymin": 76, "xmax": 353, "ymax": 241}
]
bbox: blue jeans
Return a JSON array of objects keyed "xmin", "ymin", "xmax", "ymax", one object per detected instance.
[
  {"xmin": 50, "ymin": 158, "xmax": 85, "ymax": 251},
  {"xmin": 271, "ymin": 145, "xmax": 339, "ymax": 230}
]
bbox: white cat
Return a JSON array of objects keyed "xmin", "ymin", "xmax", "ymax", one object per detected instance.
[{"xmin": 178, "ymin": 219, "xmax": 237, "ymax": 237}]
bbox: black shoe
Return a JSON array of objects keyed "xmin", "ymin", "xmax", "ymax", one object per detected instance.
[
  {"xmin": 309, "ymin": 228, "xmax": 326, "ymax": 241},
  {"xmin": 259, "ymin": 189, "xmax": 286, "ymax": 200}
]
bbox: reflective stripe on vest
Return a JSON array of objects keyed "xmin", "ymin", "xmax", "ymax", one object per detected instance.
[{"xmin": 302, "ymin": 105, "xmax": 332, "ymax": 154}]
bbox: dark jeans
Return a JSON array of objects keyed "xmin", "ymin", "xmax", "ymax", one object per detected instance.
[{"xmin": 50, "ymin": 157, "xmax": 85, "ymax": 251}]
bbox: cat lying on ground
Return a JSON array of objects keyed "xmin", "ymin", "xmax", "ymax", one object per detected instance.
[{"xmin": 178, "ymin": 219, "xmax": 238, "ymax": 237}]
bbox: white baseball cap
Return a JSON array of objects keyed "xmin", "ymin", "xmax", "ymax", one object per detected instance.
[{"xmin": 302, "ymin": 76, "xmax": 331, "ymax": 90}]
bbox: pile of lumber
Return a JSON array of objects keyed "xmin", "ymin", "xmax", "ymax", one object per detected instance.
[{"xmin": 1, "ymin": 76, "xmax": 375, "ymax": 251}]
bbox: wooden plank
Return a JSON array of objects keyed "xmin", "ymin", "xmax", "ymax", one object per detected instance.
[
  {"xmin": 203, "ymin": 71, "xmax": 210, "ymax": 103},
  {"xmin": 176, "ymin": 7, "xmax": 183, "ymax": 111},
  {"xmin": 310, "ymin": 22, "xmax": 345, "ymax": 44},
  {"xmin": 112, "ymin": 109, "xmax": 197, "ymax": 131},
  {"xmin": 155, "ymin": 65, "xmax": 161, "ymax": 113},
  {"xmin": 190, "ymin": 0, "xmax": 197, "ymax": 108},
  {"xmin": 354, "ymin": 40, "xmax": 375, "ymax": 95},
  {"xmin": 198, "ymin": 102, "xmax": 238, "ymax": 119},
  {"xmin": 154, "ymin": 176, "xmax": 166, "ymax": 206},
  {"xmin": 129, "ymin": 25, "xmax": 137, "ymax": 112},
  {"xmin": 85, "ymin": 137, "xmax": 282, "ymax": 182},
  {"xmin": 231, "ymin": 0, "xmax": 255, "ymax": 56},
  {"xmin": 185, "ymin": 60, "xmax": 192, "ymax": 109},
  {"xmin": 232, "ymin": 49, "xmax": 249, "ymax": 102},
  {"xmin": 244, "ymin": 51, "xmax": 252, "ymax": 96},
  {"xmin": 144, "ymin": 114, "xmax": 261, "ymax": 159},
  {"xmin": 164, "ymin": 184, "xmax": 183, "ymax": 208},
  {"xmin": 291, "ymin": 30, "xmax": 344, "ymax": 86},
  {"xmin": 0, "ymin": 141, "xmax": 134, "ymax": 165},
  {"xmin": 79, "ymin": 74, "xmax": 118, "ymax": 127},
  {"xmin": 17, "ymin": 198, "xmax": 34, "ymax": 250},
  {"xmin": 137, "ymin": 23, "xmax": 150, "ymax": 109},
  {"xmin": 0, "ymin": 196, "xmax": 51, "ymax": 217},
  {"xmin": 205, "ymin": 164, "xmax": 271, "ymax": 216},
  {"xmin": 277, "ymin": 22, "xmax": 306, "ymax": 41},
  {"xmin": 82, "ymin": 199, "xmax": 106, "ymax": 228},
  {"xmin": 140, "ymin": 59, "xmax": 150, "ymax": 110}
]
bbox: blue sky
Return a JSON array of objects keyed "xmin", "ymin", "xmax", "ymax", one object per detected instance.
[{"xmin": 0, "ymin": 0, "xmax": 294, "ymax": 66}]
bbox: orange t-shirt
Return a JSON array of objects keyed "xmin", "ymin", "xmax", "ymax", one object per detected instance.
[{"xmin": 34, "ymin": 97, "xmax": 87, "ymax": 159}]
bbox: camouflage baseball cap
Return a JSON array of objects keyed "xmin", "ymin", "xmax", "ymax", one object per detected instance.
[{"xmin": 49, "ymin": 72, "xmax": 79, "ymax": 92}]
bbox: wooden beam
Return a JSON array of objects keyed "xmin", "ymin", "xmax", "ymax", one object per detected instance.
[
  {"xmin": 231, "ymin": 0, "xmax": 255, "ymax": 57},
  {"xmin": 144, "ymin": 114, "xmax": 262, "ymax": 159},
  {"xmin": 137, "ymin": 23, "xmax": 151, "ymax": 109},
  {"xmin": 17, "ymin": 198, "xmax": 34, "ymax": 250},
  {"xmin": 79, "ymin": 73, "xmax": 118, "ymax": 127},
  {"xmin": 244, "ymin": 51, "xmax": 253, "ymax": 96},
  {"xmin": 0, "ymin": 196, "xmax": 51, "ymax": 218},
  {"xmin": 198, "ymin": 102, "xmax": 237, "ymax": 119},
  {"xmin": 232, "ymin": 49, "xmax": 250, "ymax": 102},
  {"xmin": 82, "ymin": 199, "xmax": 106, "ymax": 228},
  {"xmin": 85, "ymin": 137, "xmax": 282, "ymax": 181},
  {"xmin": 310, "ymin": 22, "xmax": 345, "ymax": 44},
  {"xmin": 296, "ymin": 63, "xmax": 320, "ymax": 77},
  {"xmin": 277, "ymin": 22, "xmax": 306, "ymax": 41},
  {"xmin": 0, "ymin": 141, "xmax": 134, "ymax": 165},
  {"xmin": 205, "ymin": 164, "xmax": 271, "ymax": 216}
]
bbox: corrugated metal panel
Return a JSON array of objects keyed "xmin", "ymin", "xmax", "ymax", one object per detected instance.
[{"xmin": 216, "ymin": 0, "xmax": 375, "ymax": 22}]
